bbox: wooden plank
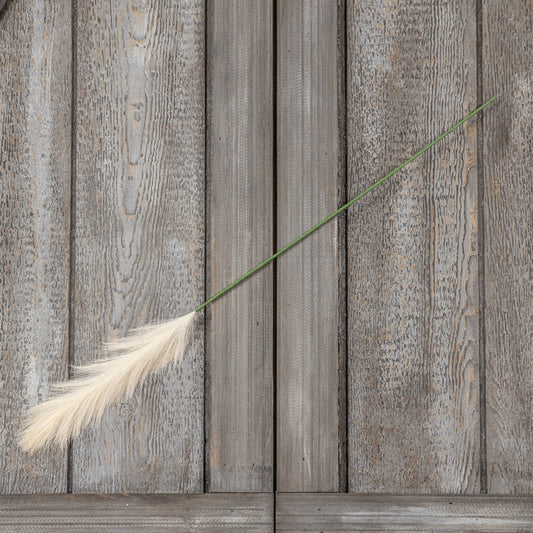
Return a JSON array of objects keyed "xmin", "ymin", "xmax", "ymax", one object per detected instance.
[
  {"xmin": 276, "ymin": 493, "xmax": 533, "ymax": 532},
  {"xmin": 206, "ymin": 0, "xmax": 274, "ymax": 492},
  {"xmin": 73, "ymin": 0, "xmax": 205, "ymax": 492},
  {"xmin": 347, "ymin": 0, "xmax": 480, "ymax": 492},
  {"xmin": 0, "ymin": 493, "xmax": 273, "ymax": 532},
  {"xmin": 276, "ymin": 0, "xmax": 344, "ymax": 491},
  {"xmin": 483, "ymin": 3, "xmax": 533, "ymax": 494},
  {"xmin": 0, "ymin": 0, "xmax": 71, "ymax": 493}
]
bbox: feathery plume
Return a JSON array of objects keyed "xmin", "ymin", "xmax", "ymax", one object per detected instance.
[{"xmin": 19, "ymin": 311, "xmax": 196, "ymax": 454}]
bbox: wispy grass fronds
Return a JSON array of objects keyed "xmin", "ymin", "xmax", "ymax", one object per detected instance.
[{"xmin": 19, "ymin": 311, "xmax": 196, "ymax": 454}]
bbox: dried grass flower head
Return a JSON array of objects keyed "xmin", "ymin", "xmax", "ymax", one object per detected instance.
[{"xmin": 19, "ymin": 311, "xmax": 196, "ymax": 454}]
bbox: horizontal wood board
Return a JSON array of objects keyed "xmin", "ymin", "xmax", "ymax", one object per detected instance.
[
  {"xmin": 0, "ymin": 494, "xmax": 273, "ymax": 532},
  {"xmin": 276, "ymin": 493, "xmax": 533, "ymax": 532}
]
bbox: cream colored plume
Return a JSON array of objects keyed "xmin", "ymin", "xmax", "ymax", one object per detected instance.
[{"xmin": 19, "ymin": 311, "xmax": 196, "ymax": 454}]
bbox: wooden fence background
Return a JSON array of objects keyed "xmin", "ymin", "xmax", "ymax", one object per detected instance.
[{"xmin": 0, "ymin": 0, "xmax": 531, "ymax": 529}]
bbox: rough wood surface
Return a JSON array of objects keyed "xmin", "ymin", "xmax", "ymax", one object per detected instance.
[
  {"xmin": 483, "ymin": 3, "xmax": 533, "ymax": 494},
  {"xmin": 2, "ymin": 0, "xmax": 533, "ymax": 507},
  {"xmin": 206, "ymin": 0, "xmax": 274, "ymax": 492},
  {"xmin": 276, "ymin": 493, "xmax": 533, "ymax": 531},
  {"xmin": 0, "ymin": 0, "xmax": 71, "ymax": 493},
  {"xmin": 347, "ymin": 0, "xmax": 480, "ymax": 493},
  {"xmin": 0, "ymin": 493, "xmax": 273, "ymax": 531},
  {"xmin": 73, "ymin": 0, "xmax": 205, "ymax": 492},
  {"xmin": 276, "ymin": 0, "xmax": 343, "ymax": 492}
]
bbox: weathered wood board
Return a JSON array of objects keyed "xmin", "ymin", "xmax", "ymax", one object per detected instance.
[
  {"xmin": 276, "ymin": 493, "xmax": 533, "ymax": 531},
  {"xmin": 0, "ymin": 493, "xmax": 273, "ymax": 531},
  {"xmin": 206, "ymin": 0, "xmax": 274, "ymax": 492},
  {"xmin": 72, "ymin": 0, "xmax": 205, "ymax": 492},
  {"xmin": 347, "ymin": 0, "xmax": 480, "ymax": 493},
  {"xmin": 483, "ymin": 2, "xmax": 533, "ymax": 494},
  {"xmin": 276, "ymin": 0, "xmax": 345, "ymax": 492},
  {"xmin": 0, "ymin": 0, "xmax": 71, "ymax": 493}
]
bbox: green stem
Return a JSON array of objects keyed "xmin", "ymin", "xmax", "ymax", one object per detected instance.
[{"xmin": 195, "ymin": 96, "xmax": 495, "ymax": 313}]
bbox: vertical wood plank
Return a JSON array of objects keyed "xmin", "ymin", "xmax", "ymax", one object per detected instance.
[
  {"xmin": 73, "ymin": 0, "xmax": 205, "ymax": 492},
  {"xmin": 347, "ymin": 0, "xmax": 480, "ymax": 493},
  {"xmin": 0, "ymin": 0, "xmax": 71, "ymax": 493},
  {"xmin": 206, "ymin": 0, "xmax": 274, "ymax": 492},
  {"xmin": 483, "ymin": 3, "xmax": 533, "ymax": 494},
  {"xmin": 276, "ymin": 0, "xmax": 344, "ymax": 491}
]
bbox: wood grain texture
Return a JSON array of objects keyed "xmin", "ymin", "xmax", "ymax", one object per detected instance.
[
  {"xmin": 73, "ymin": 0, "xmax": 205, "ymax": 492},
  {"xmin": 276, "ymin": 493, "xmax": 533, "ymax": 532},
  {"xmin": 276, "ymin": 0, "xmax": 344, "ymax": 491},
  {"xmin": 206, "ymin": 0, "xmax": 274, "ymax": 492},
  {"xmin": 0, "ymin": 0, "xmax": 71, "ymax": 493},
  {"xmin": 0, "ymin": 493, "xmax": 273, "ymax": 531},
  {"xmin": 483, "ymin": 3, "xmax": 533, "ymax": 494},
  {"xmin": 347, "ymin": 0, "xmax": 480, "ymax": 493}
]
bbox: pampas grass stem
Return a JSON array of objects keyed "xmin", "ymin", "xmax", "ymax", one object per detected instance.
[{"xmin": 19, "ymin": 98, "xmax": 494, "ymax": 454}]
